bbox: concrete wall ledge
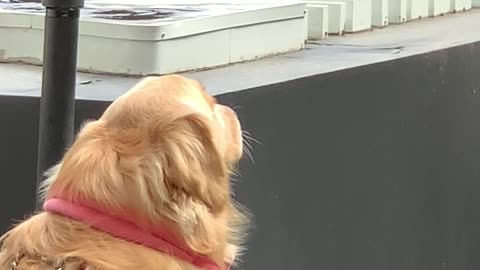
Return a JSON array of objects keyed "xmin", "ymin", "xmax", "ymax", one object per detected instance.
[{"xmin": 1, "ymin": 9, "xmax": 479, "ymax": 99}]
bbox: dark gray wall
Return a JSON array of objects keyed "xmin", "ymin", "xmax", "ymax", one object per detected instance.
[
  {"xmin": 0, "ymin": 98, "xmax": 109, "ymax": 229},
  {"xmin": 1, "ymin": 41, "xmax": 480, "ymax": 270}
]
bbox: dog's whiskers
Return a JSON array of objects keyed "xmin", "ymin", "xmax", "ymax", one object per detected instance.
[
  {"xmin": 242, "ymin": 131, "xmax": 261, "ymax": 145},
  {"xmin": 241, "ymin": 131, "xmax": 259, "ymax": 164}
]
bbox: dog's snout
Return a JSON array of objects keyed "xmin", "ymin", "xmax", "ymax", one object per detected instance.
[{"xmin": 215, "ymin": 104, "xmax": 238, "ymax": 120}]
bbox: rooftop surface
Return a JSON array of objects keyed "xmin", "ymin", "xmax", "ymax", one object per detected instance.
[
  {"xmin": 1, "ymin": 8, "xmax": 479, "ymax": 100},
  {"xmin": 0, "ymin": 0, "xmax": 291, "ymax": 22}
]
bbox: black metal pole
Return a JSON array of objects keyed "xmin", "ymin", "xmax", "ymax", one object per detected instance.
[{"xmin": 36, "ymin": 0, "xmax": 84, "ymax": 208}]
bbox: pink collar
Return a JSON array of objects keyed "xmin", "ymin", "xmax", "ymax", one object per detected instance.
[{"xmin": 43, "ymin": 198, "xmax": 226, "ymax": 270}]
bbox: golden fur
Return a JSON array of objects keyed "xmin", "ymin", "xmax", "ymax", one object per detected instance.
[{"xmin": 0, "ymin": 75, "xmax": 249, "ymax": 270}]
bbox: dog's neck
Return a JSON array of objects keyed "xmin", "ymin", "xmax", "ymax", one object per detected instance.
[{"xmin": 43, "ymin": 198, "xmax": 229, "ymax": 270}]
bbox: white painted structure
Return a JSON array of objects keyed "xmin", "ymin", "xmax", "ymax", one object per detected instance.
[
  {"xmin": 450, "ymin": 0, "xmax": 473, "ymax": 11},
  {"xmin": 429, "ymin": 0, "xmax": 450, "ymax": 16},
  {"xmin": 306, "ymin": 4, "xmax": 329, "ymax": 39},
  {"xmin": 0, "ymin": 3, "xmax": 306, "ymax": 75},
  {"xmin": 388, "ymin": 0, "xmax": 407, "ymax": 23},
  {"xmin": 314, "ymin": 0, "xmax": 372, "ymax": 32},
  {"xmin": 407, "ymin": 0, "xmax": 429, "ymax": 20},
  {"xmin": 372, "ymin": 0, "xmax": 388, "ymax": 27},
  {"xmin": 307, "ymin": 1, "xmax": 347, "ymax": 34}
]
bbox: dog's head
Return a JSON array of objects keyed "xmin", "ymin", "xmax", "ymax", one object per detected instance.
[{"xmin": 42, "ymin": 75, "xmax": 246, "ymax": 254}]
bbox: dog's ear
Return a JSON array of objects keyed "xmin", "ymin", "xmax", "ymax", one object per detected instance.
[
  {"xmin": 153, "ymin": 112, "xmax": 230, "ymax": 214},
  {"xmin": 145, "ymin": 111, "xmax": 232, "ymax": 253}
]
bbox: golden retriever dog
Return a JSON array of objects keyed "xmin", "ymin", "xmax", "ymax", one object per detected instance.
[{"xmin": 0, "ymin": 75, "xmax": 249, "ymax": 270}]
